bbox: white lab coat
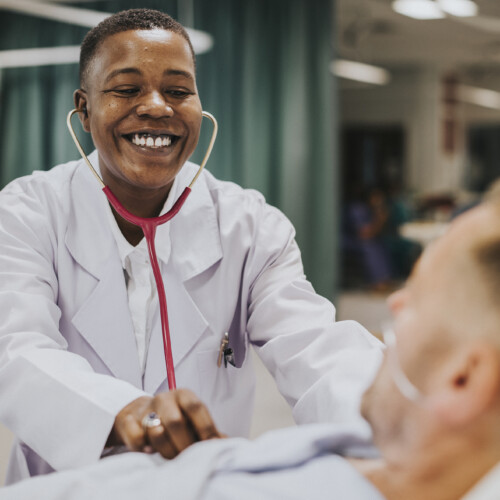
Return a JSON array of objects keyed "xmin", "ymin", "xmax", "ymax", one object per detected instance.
[{"xmin": 0, "ymin": 152, "xmax": 382, "ymax": 483}]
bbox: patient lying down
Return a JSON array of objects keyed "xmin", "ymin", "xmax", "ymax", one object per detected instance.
[{"xmin": 3, "ymin": 198, "xmax": 500, "ymax": 500}]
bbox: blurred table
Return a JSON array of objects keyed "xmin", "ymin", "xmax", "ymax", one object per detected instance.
[{"xmin": 399, "ymin": 221, "xmax": 449, "ymax": 247}]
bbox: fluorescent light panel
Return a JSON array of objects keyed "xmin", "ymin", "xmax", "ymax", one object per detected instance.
[
  {"xmin": 438, "ymin": 0, "xmax": 478, "ymax": 17},
  {"xmin": 0, "ymin": 0, "xmax": 214, "ymax": 55},
  {"xmin": 392, "ymin": 0, "xmax": 478, "ymax": 20},
  {"xmin": 457, "ymin": 85, "xmax": 500, "ymax": 110},
  {"xmin": 392, "ymin": 0, "xmax": 445, "ymax": 20},
  {"xmin": 0, "ymin": 46, "xmax": 79, "ymax": 69},
  {"xmin": 331, "ymin": 60, "xmax": 391, "ymax": 85},
  {"xmin": 0, "ymin": 0, "xmax": 107, "ymax": 27}
]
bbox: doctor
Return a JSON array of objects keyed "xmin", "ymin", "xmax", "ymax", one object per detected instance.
[{"xmin": 0, "ymin": 8, "xmax": 381, "ymax": 483}]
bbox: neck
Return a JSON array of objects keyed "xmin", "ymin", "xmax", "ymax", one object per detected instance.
[
  {"xmin": 102, "ymin": 177, "xmax": 173, "ymax": 246},
  {"xmin": 349, "ymin": 441, "xmax": 500, "ymax": 500}
]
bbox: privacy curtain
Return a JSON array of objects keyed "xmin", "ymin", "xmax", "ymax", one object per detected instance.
[{"xmin": 0, "ymin": 0, "xmax": 339, "ymax": 299}]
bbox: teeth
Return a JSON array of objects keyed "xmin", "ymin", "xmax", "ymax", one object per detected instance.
[{"xmin": 131, "ymin": 133, "xmax": 174, "ymax": 149}]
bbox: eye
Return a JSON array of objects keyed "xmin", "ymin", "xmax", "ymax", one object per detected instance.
[
  {"xmin": 103, "ymin": 87, "xmax": 140, "ymax": 97},
  {"xmin": 166, "ymin": 89, "xmax": 194, "ymax": 99}
]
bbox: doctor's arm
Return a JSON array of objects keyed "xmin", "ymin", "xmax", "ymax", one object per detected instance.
[
  {"xmin": 0, "ymin": 186, "xmax": 148, "ymax": 472},
  {"xmin": 246, "ymin": 205, "xmax": 384, "ymax": 428}
]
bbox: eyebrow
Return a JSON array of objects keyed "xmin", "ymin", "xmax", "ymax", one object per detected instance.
[
  {"xmin": 104, "ymin": 67, "xmax": 194, "ymax": 84},
  {"xmin": 165, "ymin": 69, "xmax": 194, "ymax": 80}
]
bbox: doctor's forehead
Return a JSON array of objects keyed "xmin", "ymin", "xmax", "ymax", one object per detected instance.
[
  {"xmin": 94, "ymin": 30, "xmax": 195, "ymax": 71},
  {"xmin": 87, "ymin": 30, "xmax": 194, "ymax": 80},
  {"xmin": 78, "ymin": 8, "xmax": 195, "ymax": 87}
]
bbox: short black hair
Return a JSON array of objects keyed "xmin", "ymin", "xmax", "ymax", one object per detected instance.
[{"xmin": 79, "ymin": 8, "xmax": 195, "ymax": 87}]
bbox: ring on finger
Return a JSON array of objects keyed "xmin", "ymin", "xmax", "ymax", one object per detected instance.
[{"xmin": 142, "ymin": 412, "xmax": 162, "ymax": 432}]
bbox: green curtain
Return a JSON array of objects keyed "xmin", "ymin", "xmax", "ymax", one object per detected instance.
[{"xmin": 0, "ymin": 0, "xmax": 339, "ymax": 298}]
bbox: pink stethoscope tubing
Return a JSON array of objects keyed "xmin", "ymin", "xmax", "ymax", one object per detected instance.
[{"xmin": 66, "ymin": 109, "xmax": 218, "ymax": 391}]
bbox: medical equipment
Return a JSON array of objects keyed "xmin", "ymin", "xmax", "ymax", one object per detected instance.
[
  {"xmin": 67, "ymin": 109, "xmax": 218, "ymax": 391},
  {"xmin": 217, "ymin": 332, "xmax": 235, "ymax": 368},
  {"xmin": 382, "ymin": 325, "xmax": 424, "ymax": 403}
]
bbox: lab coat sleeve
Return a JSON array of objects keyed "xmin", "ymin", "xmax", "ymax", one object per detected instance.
[
  {"xmin": 0, "ymin": 183, "xmax": 146, "ymax": 472},
  {"xmin": 246, "ymin": 202, "xmax": 384, "ymax": 427}
]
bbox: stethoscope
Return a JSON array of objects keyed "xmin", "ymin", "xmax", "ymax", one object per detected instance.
[{"xmin": 67, "ymin": 109, "xmax": 218, "ymax": 391}]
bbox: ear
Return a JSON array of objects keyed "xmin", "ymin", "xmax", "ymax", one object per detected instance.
[
  {"xmin": 73, "ymin": 89, "xmax": 90, "ymax": 132},
  {"xmin": 428, "ymin": 342, "xmax": 500, "ymax": 428}
]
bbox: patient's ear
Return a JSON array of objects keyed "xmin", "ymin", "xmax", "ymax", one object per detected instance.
[{"xmin": 428, "ymin": 341, "xmax": 500, "ymax": 427}]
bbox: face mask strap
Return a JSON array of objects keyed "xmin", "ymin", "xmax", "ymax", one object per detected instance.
[{"xmin": 66, "ymin": 109, "xmax": 218, "ymax": 192}]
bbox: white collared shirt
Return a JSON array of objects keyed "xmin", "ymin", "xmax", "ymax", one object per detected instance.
[{"xmin": 105, "ymin": 177, "xmax": 179, "ymax": 374}]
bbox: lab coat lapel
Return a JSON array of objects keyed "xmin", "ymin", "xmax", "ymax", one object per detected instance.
[
  {"xmin": 65, "ymin": 155, "xmax": 142, "ymax": 388},
  {"xmin": 143, "ymin": 275, "xmax": 209, "ymax": 394},
  {"xmin": 168, "ymin": 162, "xmax": 223, "ymax": 282},
  {"xmin": 143, "ymin": 163, "xmax": 223, "ymax": 394}
]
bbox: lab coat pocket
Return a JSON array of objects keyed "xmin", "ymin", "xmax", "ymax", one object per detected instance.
[
  {"xmin": 196, "ymin": 348, "xmax": 256, "ymax": 437},
  {"xmin": 197, "ymin": 349, "xmax": 239, "ymax": 404}
]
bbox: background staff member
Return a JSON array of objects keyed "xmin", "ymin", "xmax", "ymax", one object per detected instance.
[{"xmin": 0, "ymin": 9, "xmax": 381, "ymax": 483}]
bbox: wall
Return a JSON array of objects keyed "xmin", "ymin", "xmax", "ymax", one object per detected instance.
[{"xmin": 340, "ymin": 67, "xmax": 500, "ymax": 195}]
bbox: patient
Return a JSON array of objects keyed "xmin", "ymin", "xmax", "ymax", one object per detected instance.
[{"xmin": 2, "ymin": 197, "xmax": 500, "ymax": 499}]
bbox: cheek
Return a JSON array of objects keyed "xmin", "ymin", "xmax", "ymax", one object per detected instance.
[
  {"xmin": 87, "ymin": 98, "xmax": 123, "ymax": 130},
  {"xmin": 182, "ymin": 98, "xmax": 203, "ymax": 129}
]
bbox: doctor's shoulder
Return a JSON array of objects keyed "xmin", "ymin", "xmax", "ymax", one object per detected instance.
[
  {"xmin": 200, "ymin": 167, "xmax": 297, "ymax": 244},
  {"xmin": 0, "ymin": 159, "xmax": 80, "ymax": 230}
]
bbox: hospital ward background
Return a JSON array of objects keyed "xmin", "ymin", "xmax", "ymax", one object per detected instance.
[{"xmin": 1, "ymin": 0, "xmax": 500, "ymax": 486}]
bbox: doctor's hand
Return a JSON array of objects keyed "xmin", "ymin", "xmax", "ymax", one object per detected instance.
[{"xmin": 106, "ymin": 389, "xmax": 224, "ymax": 459}]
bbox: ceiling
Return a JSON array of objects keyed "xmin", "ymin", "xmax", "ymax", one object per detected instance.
[{"xmin": 337, "ymin": 0, "xmax": 500, "ymax": 74}]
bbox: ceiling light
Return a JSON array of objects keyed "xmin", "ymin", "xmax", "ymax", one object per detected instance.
[
  {"xmin": 392, "ymin": 0, "xmax": 446, "ymax": 20},
  {"xmin": 457, "ymin": 85, "xmax": 500, "ymax": 110},
  {"xmin": 331, "ymin": 60, "xmax": 391, "ymax": 86},
  {"xmin": 0, "ymin": 46, "xmax": 80, "ymax": 69},
  {"xmin": 437, "ymin": 0, "xmax": 478, "ymax": 18},
  {"xmin": 0, "ymin": 0, "xmax": 214, "ymax": 54}
]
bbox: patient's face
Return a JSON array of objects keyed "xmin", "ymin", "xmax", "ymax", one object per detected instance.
[{"xmin": 361, "ymin": 204, "xmax": 497, "ymax": 451}]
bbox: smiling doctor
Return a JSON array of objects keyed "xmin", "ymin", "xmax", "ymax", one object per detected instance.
[{"xmin": 0, "ymin": 8, "xmax": 382, "ymax": 484}]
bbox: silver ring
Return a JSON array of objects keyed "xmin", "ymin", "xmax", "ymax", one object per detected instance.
[{"xmin": 142, "ymin": 412, "xmax": 162, "ymax": 431}]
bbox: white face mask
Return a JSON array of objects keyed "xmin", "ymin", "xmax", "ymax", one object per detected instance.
[{"xmin": 383, "ymin": 325, "xmax": 425, "ymax": 404}]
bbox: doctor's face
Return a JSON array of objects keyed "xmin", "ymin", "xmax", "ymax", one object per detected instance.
[{"xmin": 75, "ymin": 29, "xmax": 202, "ymax": 195}]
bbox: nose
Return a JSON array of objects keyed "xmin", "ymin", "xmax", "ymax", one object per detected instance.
[
  {"xmin": 136, "ymin": 91, "xmax": 174, "ymax": 118},
  {"xmin": 387, "ymin": 288, "xmax": 407, "ymax": 315}
]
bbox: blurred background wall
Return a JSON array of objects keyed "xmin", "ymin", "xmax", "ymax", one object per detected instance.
[{"xmin": 337, "ymin": 0, "xmax": 500, "ymax": 291}]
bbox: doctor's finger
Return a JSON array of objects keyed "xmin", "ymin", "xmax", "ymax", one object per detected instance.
[
  {"xmin": 176, "ymin": 389, "xmax": 222, "ymax": 441},
  {"xmin": 118, "ymin": 414, "xmax": 148, "ymax": 451},
  {"xmin": 146, "ymin": 423, "xmax": 180, "ymax": 459},
  {"xmin": 153, "ymin": 394, "xmax": 198, "ymax": 453}
]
